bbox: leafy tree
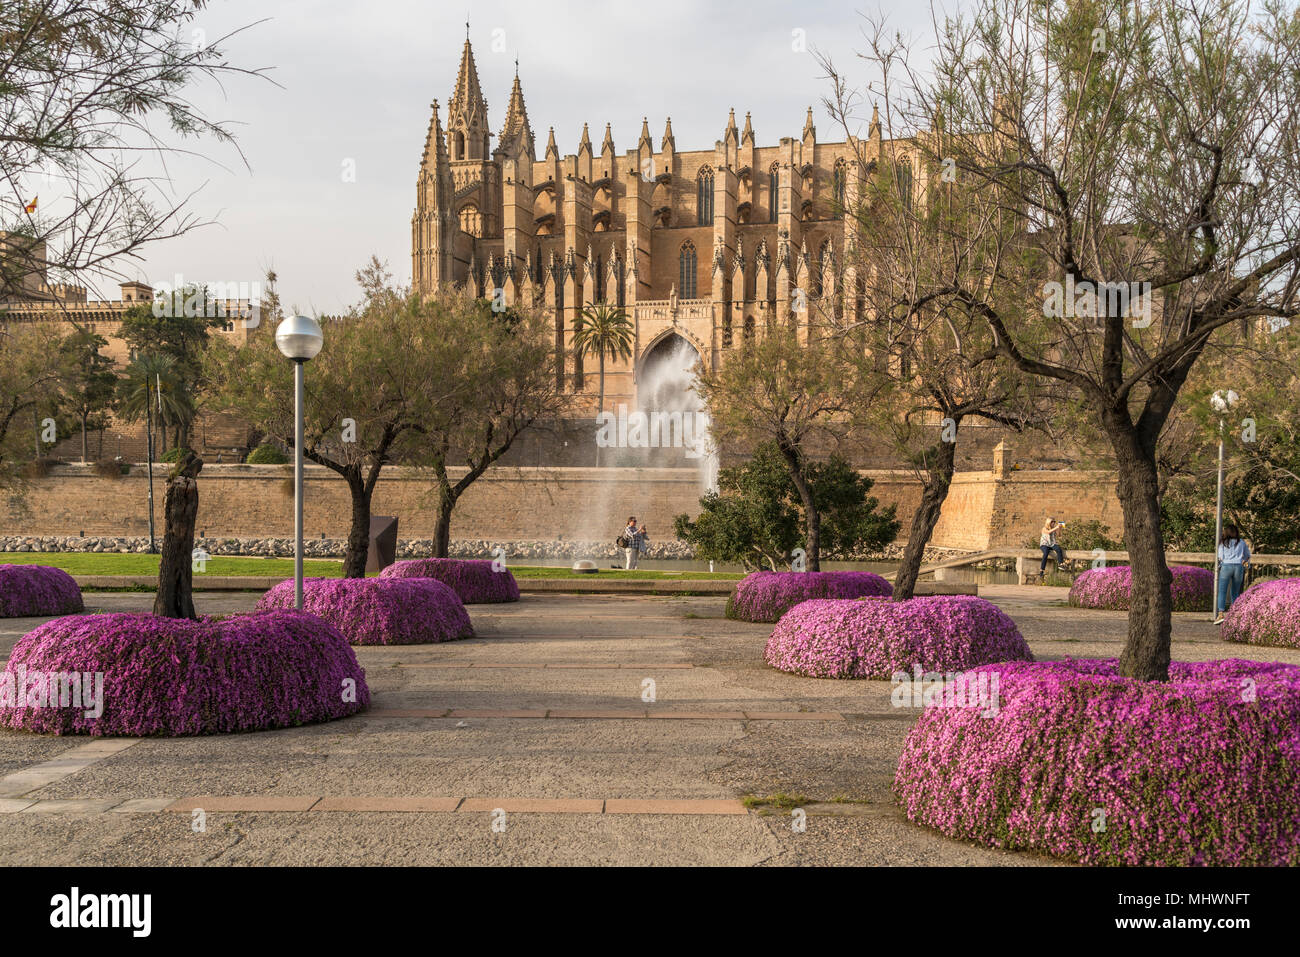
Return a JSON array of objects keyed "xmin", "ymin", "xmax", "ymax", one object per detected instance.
[
  {"xmin": 423, "ymin": 291, "xmax": 564, "ymax": 556},
  {"xmin": 0, "ymin": 322, "xmax": 68, "ymax": 487},
  {"xmin": 572, "ymin": 301, "xmax": 633, "ymax": 414},
  {"xmin": 694, "ymin": 326, "xmax": 872, "ymax": 570},
  {"xmin": 57, "ymin": 325, "xmax": 117, "ymax": 462},
  {"xmin": 674, "ymin": 443, "xmax": 898, "ymax": 570},
  {"xmin": 209, "ymin": 263, "xmax": 457, "ymax": 577},
  {"xmin": 828, "ymin": 0, "xmax": 1300, "ymax": 680}
]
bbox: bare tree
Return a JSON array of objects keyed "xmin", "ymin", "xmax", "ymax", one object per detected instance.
[
  {"xmin": 822, "ymin": 0, "xmax": 1300, "ymax": 679},
  {"xmin": 1, "ymin": 0, "xmax": 269, "ymax": 302}
]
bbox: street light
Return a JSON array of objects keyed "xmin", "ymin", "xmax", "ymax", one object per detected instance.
[
  {"xmin": 275, "ymin": 315, "xmax": 324, "ymax": 610},
  {"xmin": 1210, "ymin": 389, "xmax": 1239, "ymax": 622}
]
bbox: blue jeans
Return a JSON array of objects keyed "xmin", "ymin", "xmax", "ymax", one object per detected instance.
[
  {"xmin": 1039, "ymin": 545, "xmax": 1065, "ymax": 572},
  {"xmin": 1217, "ymin": 563, "xmax": 1244, "ymax": 614}
]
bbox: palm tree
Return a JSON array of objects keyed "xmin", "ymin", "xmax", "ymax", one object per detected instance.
[
  {"xmin": 572, "ymin": 301, "xmax": 634, "ymax": 414},
  {"xmin": 117, "ymin": 354, "xmax": 190, "ymax": 458}
]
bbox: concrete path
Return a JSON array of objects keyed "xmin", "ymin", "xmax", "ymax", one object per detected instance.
[{"xmin": 0, "ymin": 586, "xmax": 1289, "ymax": 866}]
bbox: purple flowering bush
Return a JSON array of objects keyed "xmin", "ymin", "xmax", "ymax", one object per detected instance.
[
  {"xmin": 894, "ymin": 657, "xmax": 1300, "ymax": 865},
  {"xmin": 1222, "ymin": 578, "xmax": 1300, "ymax": 649},
  {"xmin": 1068, "ymin": 564, "xmax": 1213, "ymax": 612},
  {"xmin": 0, "ymin": 611, "xmax": 369, "ymax": 736},
  {"xmin": 0, "ymin": 564, "xmax": 84, "ymax": 618},
  {"xmin": 257, "ymin": 577, "xmax": 473, "ymax": 644},
  {"xmin": 726, "ymin": 571, "xmax": 892, "ymax": 623},
  {"xmin": 764, "ymin": 596, "xmax": 1033, "ymax": 678},
  {"xmin": 379, "ymin": 558, "xmax": 520, "ymax": 604}
]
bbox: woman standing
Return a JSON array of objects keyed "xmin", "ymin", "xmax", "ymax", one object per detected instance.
[
  {"xmin": 1039, "ymin": 517, "xmax": 1067, "ymax": 575},
  {"xmin": 1215, "ymin": 523, "xmax": 1251, "ymax": 624}
]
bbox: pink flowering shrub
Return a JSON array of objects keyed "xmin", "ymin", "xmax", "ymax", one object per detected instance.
[
  {"xmin": 763, "ymin": 596, "xmax": 1033, "ymax": 677},
  {"xmin": 258, "ymin": 577, "xmax": 473, "ymax": 644},
  {"xmin": 380, "ymin": 558, "xmax": 520, "ymax": 604},
  {"xmin": 1068, "ymin": 564, "xmax": 1212, "ymax": 612},
  {"xmin": 0, "ymin": 611, "xmax": 369, "ymax": 736},
  {"xmin": 1222, "ymin": 578, "xmax": 1300, "ymax": 649},
  {"xmin": 0, "ymin": 564, "xmax": 84, "ymax": 618},
  {"xmin": 726, "ymin": 571, "xmax": 892, "ymax": 623},
  {"xmin": 895, "ymin": 657, "xmax": 1300, "ymax": 865}
]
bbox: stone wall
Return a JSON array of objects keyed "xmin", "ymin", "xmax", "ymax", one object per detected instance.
[{"xmin": 4, "ymin": 456, "xmax": 1124, "ymax": 550}]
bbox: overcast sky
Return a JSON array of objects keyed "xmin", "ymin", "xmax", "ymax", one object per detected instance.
[{"xmin": 119, "ymin": 0, "xmax": 948, "ymax": 314}]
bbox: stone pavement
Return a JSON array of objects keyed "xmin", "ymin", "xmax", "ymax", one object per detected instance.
[{"xmin": 0, "ymin": 585, "xmax": 1289, "ymax": 866}]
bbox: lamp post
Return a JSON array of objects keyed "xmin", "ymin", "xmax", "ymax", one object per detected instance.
[
  {"xmin": 1210, "ymin": 389, "xmax": 1239, "ymax": 621},
  {"xmin": 275, "ymin": 315, "xmax": 324, "ymax": 610}
]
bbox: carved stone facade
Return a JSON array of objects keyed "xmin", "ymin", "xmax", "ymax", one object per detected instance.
[{"xmin": 412, "ymin": 36, "xmax": 920, "ymax": 413}]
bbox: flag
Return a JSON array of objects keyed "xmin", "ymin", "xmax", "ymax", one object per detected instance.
[{"xmin": 24, "ymin": 195, "xmax": 37, "ymax": 213}]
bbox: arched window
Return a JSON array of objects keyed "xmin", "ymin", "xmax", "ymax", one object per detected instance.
[
  {"xmin": 458, "ymin": 204, "xmax": 482, "ymax": 237},
  {"xmin": 897, "ymin": 162, "xmax": 913, "ymax": 210},
  {"xmin": 832, "ymin": 159, "xmax": 846, "ymax": 216},
  {"xmin": 616, "ymin": 258, "xmax": 625, "ymax": 308},
  {"xmin": 743, "ymin": 315, "xmax": 756, "ymax": 343},
  {"xmin": 769, "ymin": 163, "xmax": 779, "ymax": 223},
  {"xmin": 679, "ymin": 241, "xmax": 697, "ymax": 299},
  {"xmin": 722, "ymin": 313, "xmax": 733, "ymax": 349},
  {"xmin": 454, "ymin": 131, "xmax": 465, "ymax": 160},
  {"xmin": 593, "ymin": 253, "xmax": 603, "ymax": 302},
  {"xmin": 697, "ymin": 168, "xmax": 714, "ymax": 226}
]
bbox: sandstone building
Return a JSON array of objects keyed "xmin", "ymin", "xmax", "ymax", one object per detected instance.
[{"xmin": 412, "ymin": 36, "xmax": 920, "ymax": 416}]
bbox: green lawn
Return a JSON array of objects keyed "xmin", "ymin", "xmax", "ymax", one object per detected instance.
[{"xmin": 0, "ymin": 552, "xmax": 744, "ymax": 582}]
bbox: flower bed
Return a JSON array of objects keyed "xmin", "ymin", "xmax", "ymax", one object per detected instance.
[
  {"xmin": 1067, "ymin": 564, "xmax": 1213, "ymax": 612},
  {"xmin": 763, "ymin": 596, "xmax": 1032, "ymax": 678},
  {"xmin": 1222, "ymin": 578, "xmax": 1300, "ymax": 649},
  {"xmin": 0, "ymin": 611, "xmax": 369, "ymax": 736},
  {"xmin": 0, "ymin": 564, "xmax": 84, "ymax": 618},
  {"xmin": 725, "ymin": 571, "xmax": 892, "ymax": 623},
  {"xmin": 379, "ymin": 558, "xmax": 520, "ymax": 604},
  {"xmin": 257, "ymin": 577, "xmax": 473, "ymax": 644},
  {"xmin": 894, "ymin": 657, "xmax": 1300, "ymax": 865}
]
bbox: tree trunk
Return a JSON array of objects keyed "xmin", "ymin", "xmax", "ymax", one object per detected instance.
[
  {"xmin": 778, "ymin": 438, "xmax": 820, "ymax": 571},
  {"xmin": 153, "ymin": 452, "xmax": 203, "ymax": 618},
  {"xmin": 80, "ymin": 413, "xmax": 88, "ymax": 464},
  {"xmin": 893, "ymin": 437, "xmax": 958, "ymax": 601},
  {"xmin": 342, "ymin": 471, "xmax": 372, "ymax": 578},
  {"xmin": 1111, "ymin": 426, "xmax": 1172, "ymax": 681},
  {"xmin": 431, "ymin": 480, "xmax": 455, "ymax": 558}
]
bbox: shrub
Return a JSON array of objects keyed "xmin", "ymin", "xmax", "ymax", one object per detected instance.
[
  {"xmin": 160, "ymin": 447, "xmax": 194, "ymax": 463},
  {"xmin": 1067, "ymin": 564, "xmax": 1212, "ymax": 611},
  {"xmin": 92, "ymin": 458, "xmax": 127, "ymax": 479},
  {"xmin": 21, "ymin": 457, "xmax": 60, "ymax": 479},
  {"xmin": 0, "ymin": 565, "xmax": 84, "ymax": 618},
  {"xmin": 725, "ymin": 570, "xmax": 891, "ymax": 623},
  {"xmin": 257, "ymin": 576, "xmax": 474, "ymax": 643},
  {"xmin": 0, "ymin": 610, "xmax": 369, "ymax": 736},
  {"xmin": 894, "ymin": 657, "xmax": 1300, "ymax": 865},
  {"xmin": 246, "ymin": 443, "xmax": 288, "ymax": 464},
  {"xmin": 764, "ymin": 596, "xmax": 1032, "ymax": 678},
  {"xmin": 1221, "ymin": 578, "xmax": 1300, "ymax": 649},
  {"xmin": 379, "ymin": 558, "xmax": 521, "ymax": 604}
]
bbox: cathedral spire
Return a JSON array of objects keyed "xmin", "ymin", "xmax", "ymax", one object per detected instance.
[
  {"xmin": 802, "ymin": 106, "xmax": 815, "ymax": 140},
  {"xmin": 499, "ymin": 68, "xmax": 535, "ymax": 160},
  {"xmin": 869, "ymin": 103, "xmax": 881, "ymax": 139},
  {"xmin": 579, "ymin": 122, "xmax": 592, "ymax": 154},
  {"xmin": 601, "ymin": 122, "xmax": 615, "ymax": 153},
  {"xmin": 662, "ymin": 117, "xmax": 675, "ymax": 151},
  {"xmin": 725, "ymin": 108, "xmax": 738, "ymax": 144},
  {"xmin": 741, "ymin": 111, "xmax": 754, "ymax": 144},
  {"xmin": 638, "ymin": 117, "xmax": 652, "ymax": 151},
  {"xmin": 448, "ymin": 35, "xmax": 490, "ymax": 160},
  {"xmin": 545, "ymin": 126, "xmax": 558, "ymax": 160}
]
